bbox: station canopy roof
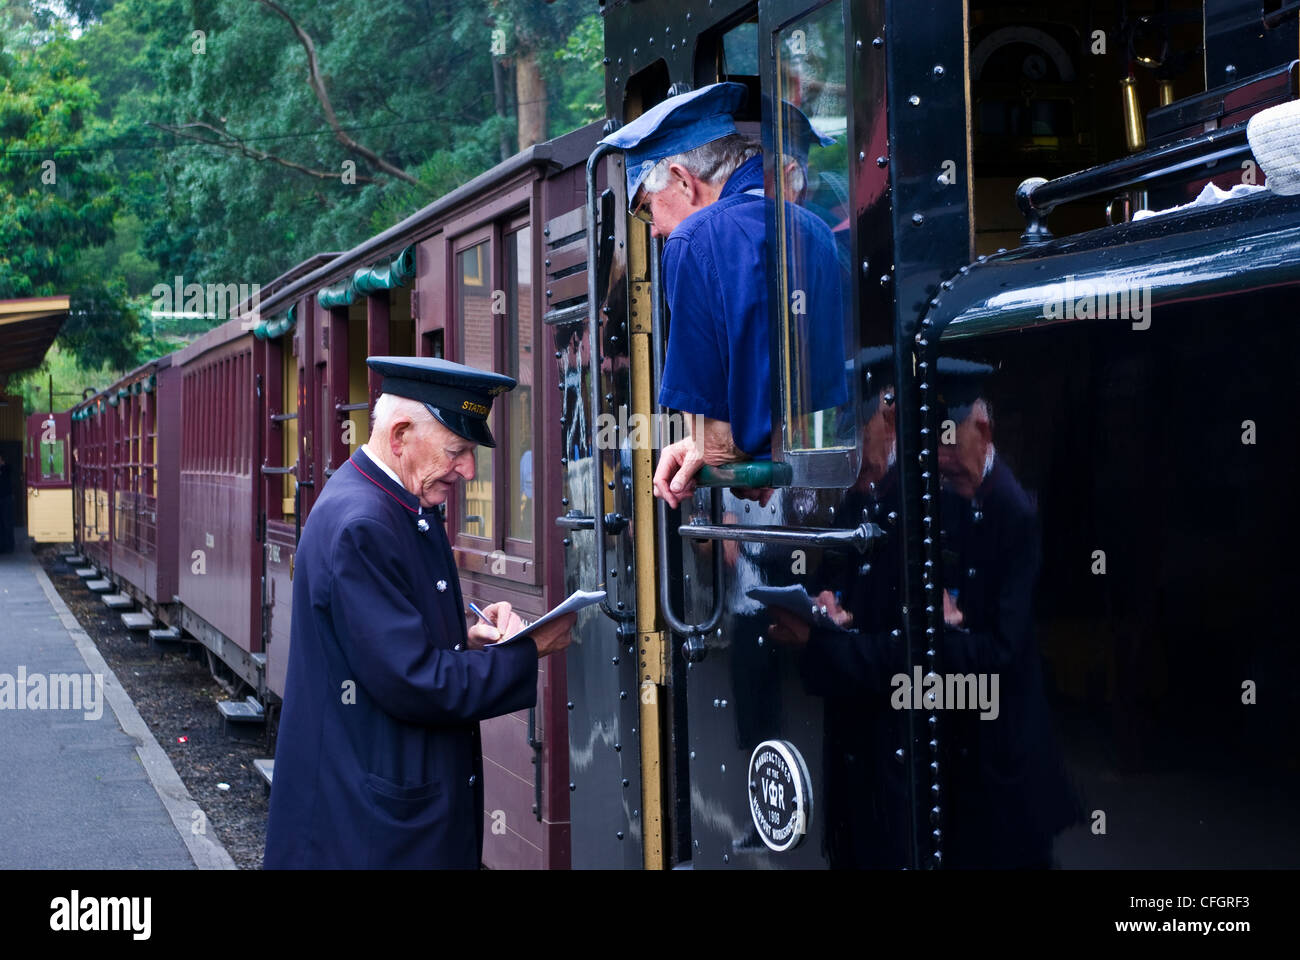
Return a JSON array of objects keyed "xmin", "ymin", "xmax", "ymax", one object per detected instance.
[{"xmin": 0, "ymin": 296, "xmax": 70, "ymax": 381}]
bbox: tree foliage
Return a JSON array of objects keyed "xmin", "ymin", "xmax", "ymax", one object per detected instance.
[{"xmin": 1, "ymin": 0, "xmax": 606, "ymax": 401}]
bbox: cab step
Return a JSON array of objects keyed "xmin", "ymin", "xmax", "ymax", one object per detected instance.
[
  {"xmin": 148, "ymin": 625, "xmax": 182, "ymax": 642},
  {"xmin": 86, "ymin": 579, "xmax": 112, "ymax": 593},
  {"xmin": 75, "ymin": 567, "xmax": 98, "ymax": 579},
  {"xmin": 121, "ymin": 612, "xmax": 154, "ymax": 631},
  {"xmin": 253, "ymin": 758, "xmax": 274, "ymax": 794},
  {"xmin": 103, "ymin": 593, "xmax": 132, "ymax": 610},
  {"xmin": 218, "ymin": 696, "xmax": 266, "ymax": 740}
]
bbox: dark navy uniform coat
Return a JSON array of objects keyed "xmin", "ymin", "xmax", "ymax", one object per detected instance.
[{"xmin": 264, "ymin": 450, "xmax": 538, "ymax": 869}]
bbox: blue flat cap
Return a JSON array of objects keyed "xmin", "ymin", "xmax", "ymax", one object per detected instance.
[
  {"xmin": 367, "ymin": 356, "xmax": 516, "ymax": 447},
  {"xmin": 600, "ymin": 82, "xmax": 749, "ymax": 210}
]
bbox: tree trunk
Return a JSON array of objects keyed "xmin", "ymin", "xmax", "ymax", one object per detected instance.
[
  {"xmin": 515, "ymin": 48, "xmax": 547, "ymax": 150},
  {"xmin": 492, "ymin": 57, "xmax": 513, "ymax": 161}
]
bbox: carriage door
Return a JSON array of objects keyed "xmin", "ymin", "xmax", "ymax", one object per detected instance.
[
  {"xmin": 26, "ymin": 411, "xmax": 73, "ymax": 543},
  {"xmin": 554, "ymin": 156, "xmax": 645, "ymax": 869}
]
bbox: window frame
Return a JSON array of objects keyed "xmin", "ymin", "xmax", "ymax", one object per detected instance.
[{"xmin": 446, "ymin": 188, "xmax": 541, "ymax": 586}]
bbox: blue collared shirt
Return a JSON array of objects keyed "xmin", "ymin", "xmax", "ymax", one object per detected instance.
[{"xmin": 658, "ymin": 155, "xmax": 845, "ymax": 457}]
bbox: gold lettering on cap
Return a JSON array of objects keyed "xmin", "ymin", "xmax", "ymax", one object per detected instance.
[{"xmin": 462, "ymin": 400, "xmax": 489, "ymax": 415}]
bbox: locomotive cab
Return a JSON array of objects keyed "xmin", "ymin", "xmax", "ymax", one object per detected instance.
[{"xmin": 562, "ymin": 0, "xmax": 1300, "ymax": 869}]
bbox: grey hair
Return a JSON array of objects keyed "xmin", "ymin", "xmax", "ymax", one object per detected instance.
[
  {"xmin": 370, "ymin": 393, "xmax": 435, "ymax": 437},
  {"xmin": 641, "ymin": 133, "xmax": 761, "ymax": 194}
]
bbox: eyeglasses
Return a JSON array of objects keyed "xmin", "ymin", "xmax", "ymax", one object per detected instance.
[{"xmin": 631, "ymin": 190, "xmax": 654, "ymax": 225}]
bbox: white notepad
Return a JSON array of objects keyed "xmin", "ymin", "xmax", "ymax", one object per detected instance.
[{"xmin": 488, "ymin": 589, "xmax": 607, "ymax": 646}]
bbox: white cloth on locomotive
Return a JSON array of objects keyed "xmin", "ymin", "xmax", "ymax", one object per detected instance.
[
  {"xmin": 1247, "ymin": 98, "xmax": 1300, "ymax": 196},
  {"xmin": 1132, "ymin": 181, "xmax": 1268, "ymax": 222}
]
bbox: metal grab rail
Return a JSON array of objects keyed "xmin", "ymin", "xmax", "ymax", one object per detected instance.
[
  {"xmin": 677, "ymin": 520, "xmax": 885, "ymax": 554},
  {"xmin": 647, "ymin": 230, "xmax": 725, "ymax": 643},
  {"xmin": 585, "ymin": 142, "xmax": 633, "ymax": 623},
  {"xmin": 1017, "ymin": 121, "xmax": 1251, "ymax": 243}
]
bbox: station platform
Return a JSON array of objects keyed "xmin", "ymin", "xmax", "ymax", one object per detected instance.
[{"xmin": 0, "ymin": 535, "xmax": 234, "ymax": 869}]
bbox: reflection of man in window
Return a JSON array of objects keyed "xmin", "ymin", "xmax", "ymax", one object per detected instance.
[{"xmin": 600, "ymin": 83, "xmax": 845, "ymax": 508}]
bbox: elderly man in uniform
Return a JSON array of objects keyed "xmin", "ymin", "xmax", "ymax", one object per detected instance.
[
  {"xmin": 264, "ymin": 356, "xmax": 574, "ymax": 869},
  {"xmin": 599, "ymin": 83, "xmax": 845, "ymax": 508}
]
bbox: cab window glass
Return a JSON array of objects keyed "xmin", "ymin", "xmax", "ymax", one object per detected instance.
[{"xmin": 773, "ymin": 1, "xmax": 856, "ymax": 456}]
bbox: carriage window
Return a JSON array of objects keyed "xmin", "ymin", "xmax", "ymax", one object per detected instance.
[
  {"xmin": 40, "ymin": 436, "xmax": 66, "ymax": 481},
  {"xmin": 283, "ymin": 344, "xmax": 299, "ymax": 517},
  {"xmin": 506, "ymin": 226, "xmax": 533, "ymax": 543},
  {"xmin": 458, "ymin": 239, "xmax": 494, "ymax": 541},
  {"xmin": 771, "ymin": 0, "xmax": 858, "ymax": 476}
]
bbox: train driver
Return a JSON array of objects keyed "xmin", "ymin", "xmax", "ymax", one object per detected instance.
[
  {"xmin": 600, "ymin": 82, "xmax": 845, "ymax": 509},
  {"xmin": 264, "ymin": 356, "xmax": 575, "ymax": 869}
]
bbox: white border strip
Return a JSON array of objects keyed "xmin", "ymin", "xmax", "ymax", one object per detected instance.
[{"xmin": 33, "ymin": 563, "xmax": 237, "ymax": 870}]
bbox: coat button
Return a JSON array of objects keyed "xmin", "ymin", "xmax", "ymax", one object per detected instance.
[
  {"xmin": 417, "ymin": 518, "xmax": 430, "ymax": 532},
  {"xmin": 467, "ymin": 775, "xmax": 477, "ymax": 788},
  {"xmin": 453, "ymin": 644, "xmax": 461, "ymax": 651},
  {"xmin": 436, "ymin": 580, "xmax": 447, "ymax": 592}
]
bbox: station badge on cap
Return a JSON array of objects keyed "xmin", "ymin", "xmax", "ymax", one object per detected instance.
[
  {"xmin": 366, "ymin": 356, "xmax": 516, "ymax": 448},
  {"xmin": 599, "ymin": 81, "xmax": 749, "ymax": 210}
]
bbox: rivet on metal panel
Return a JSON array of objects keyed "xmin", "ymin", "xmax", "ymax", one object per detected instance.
[
  {"xmin": 720, "ymin": 764, "xmax": 726, "ymax": 774},
  {"xmin": 617, "ymin": 831, "xmax": 624, "ymax": 840},
  {"xmin": 561, "ymin": 498, "xmax": 569, "ymax": 506},
  {"xmin": 713, "ymin": 698, "xmax": 720, "ymax": 708},
  {"xmin": 872, "ymin": 36, "xmax": 882, "ymax": 47},
  {"xmin": 723, "ymin": 854, "xmax": 729, "ymax": 863},
  {"xmin": 620, "ymin": 690, "xmax": 627, "ymax": 700},
  {"xmin": 690, "ymin": 751, "xmax": 695, "ymax": 760},
  {"xmin": 569, "ymin": 782, "xmax": 575, "ymax": 791},
  {"xmin": 612, "ymin": 656, "xmax": 619, "ymax": 665},
  {"xmin": 567, "ymin": 701, "xmax": 574, "ymax": 710},
  {"xmin": 623, "ymin": 778, "xmax": 630, "ymax": 787},
  {"xmin": 858, "ymin": 151, "xmax": 866, "ymax": 162},
  {"xmin": 895, "ymin": 748, "xmax": 904, "ymax": 763},
  {"xmin": 720, "ymin": 699, "xmax": 728, "ymax": 708},
  {"xmin": 614, "ymin": 743, "xmax": 621, "ymax": 752},
  {"xmin": 856, "ymin": 39, "xmax": 862, "ymax": 50}
]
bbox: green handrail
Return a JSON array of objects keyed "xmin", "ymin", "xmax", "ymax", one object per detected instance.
[{"xmin": 695, "ymin": 461, "xmax": 793, "ymax": 488}]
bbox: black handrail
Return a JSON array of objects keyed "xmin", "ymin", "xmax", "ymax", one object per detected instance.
[{"xmin": 1017, "ymin": 121, "xmax": 1251, "ymax": 243}]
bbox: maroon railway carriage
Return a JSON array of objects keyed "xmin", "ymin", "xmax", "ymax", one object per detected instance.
[
  {"xmin": 69, "ymin": 358, "xmax": 180, "ymax": 613},
  {"xmin": 246, "ymin": 120, "xmax": 601, "ymax": 868}
]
